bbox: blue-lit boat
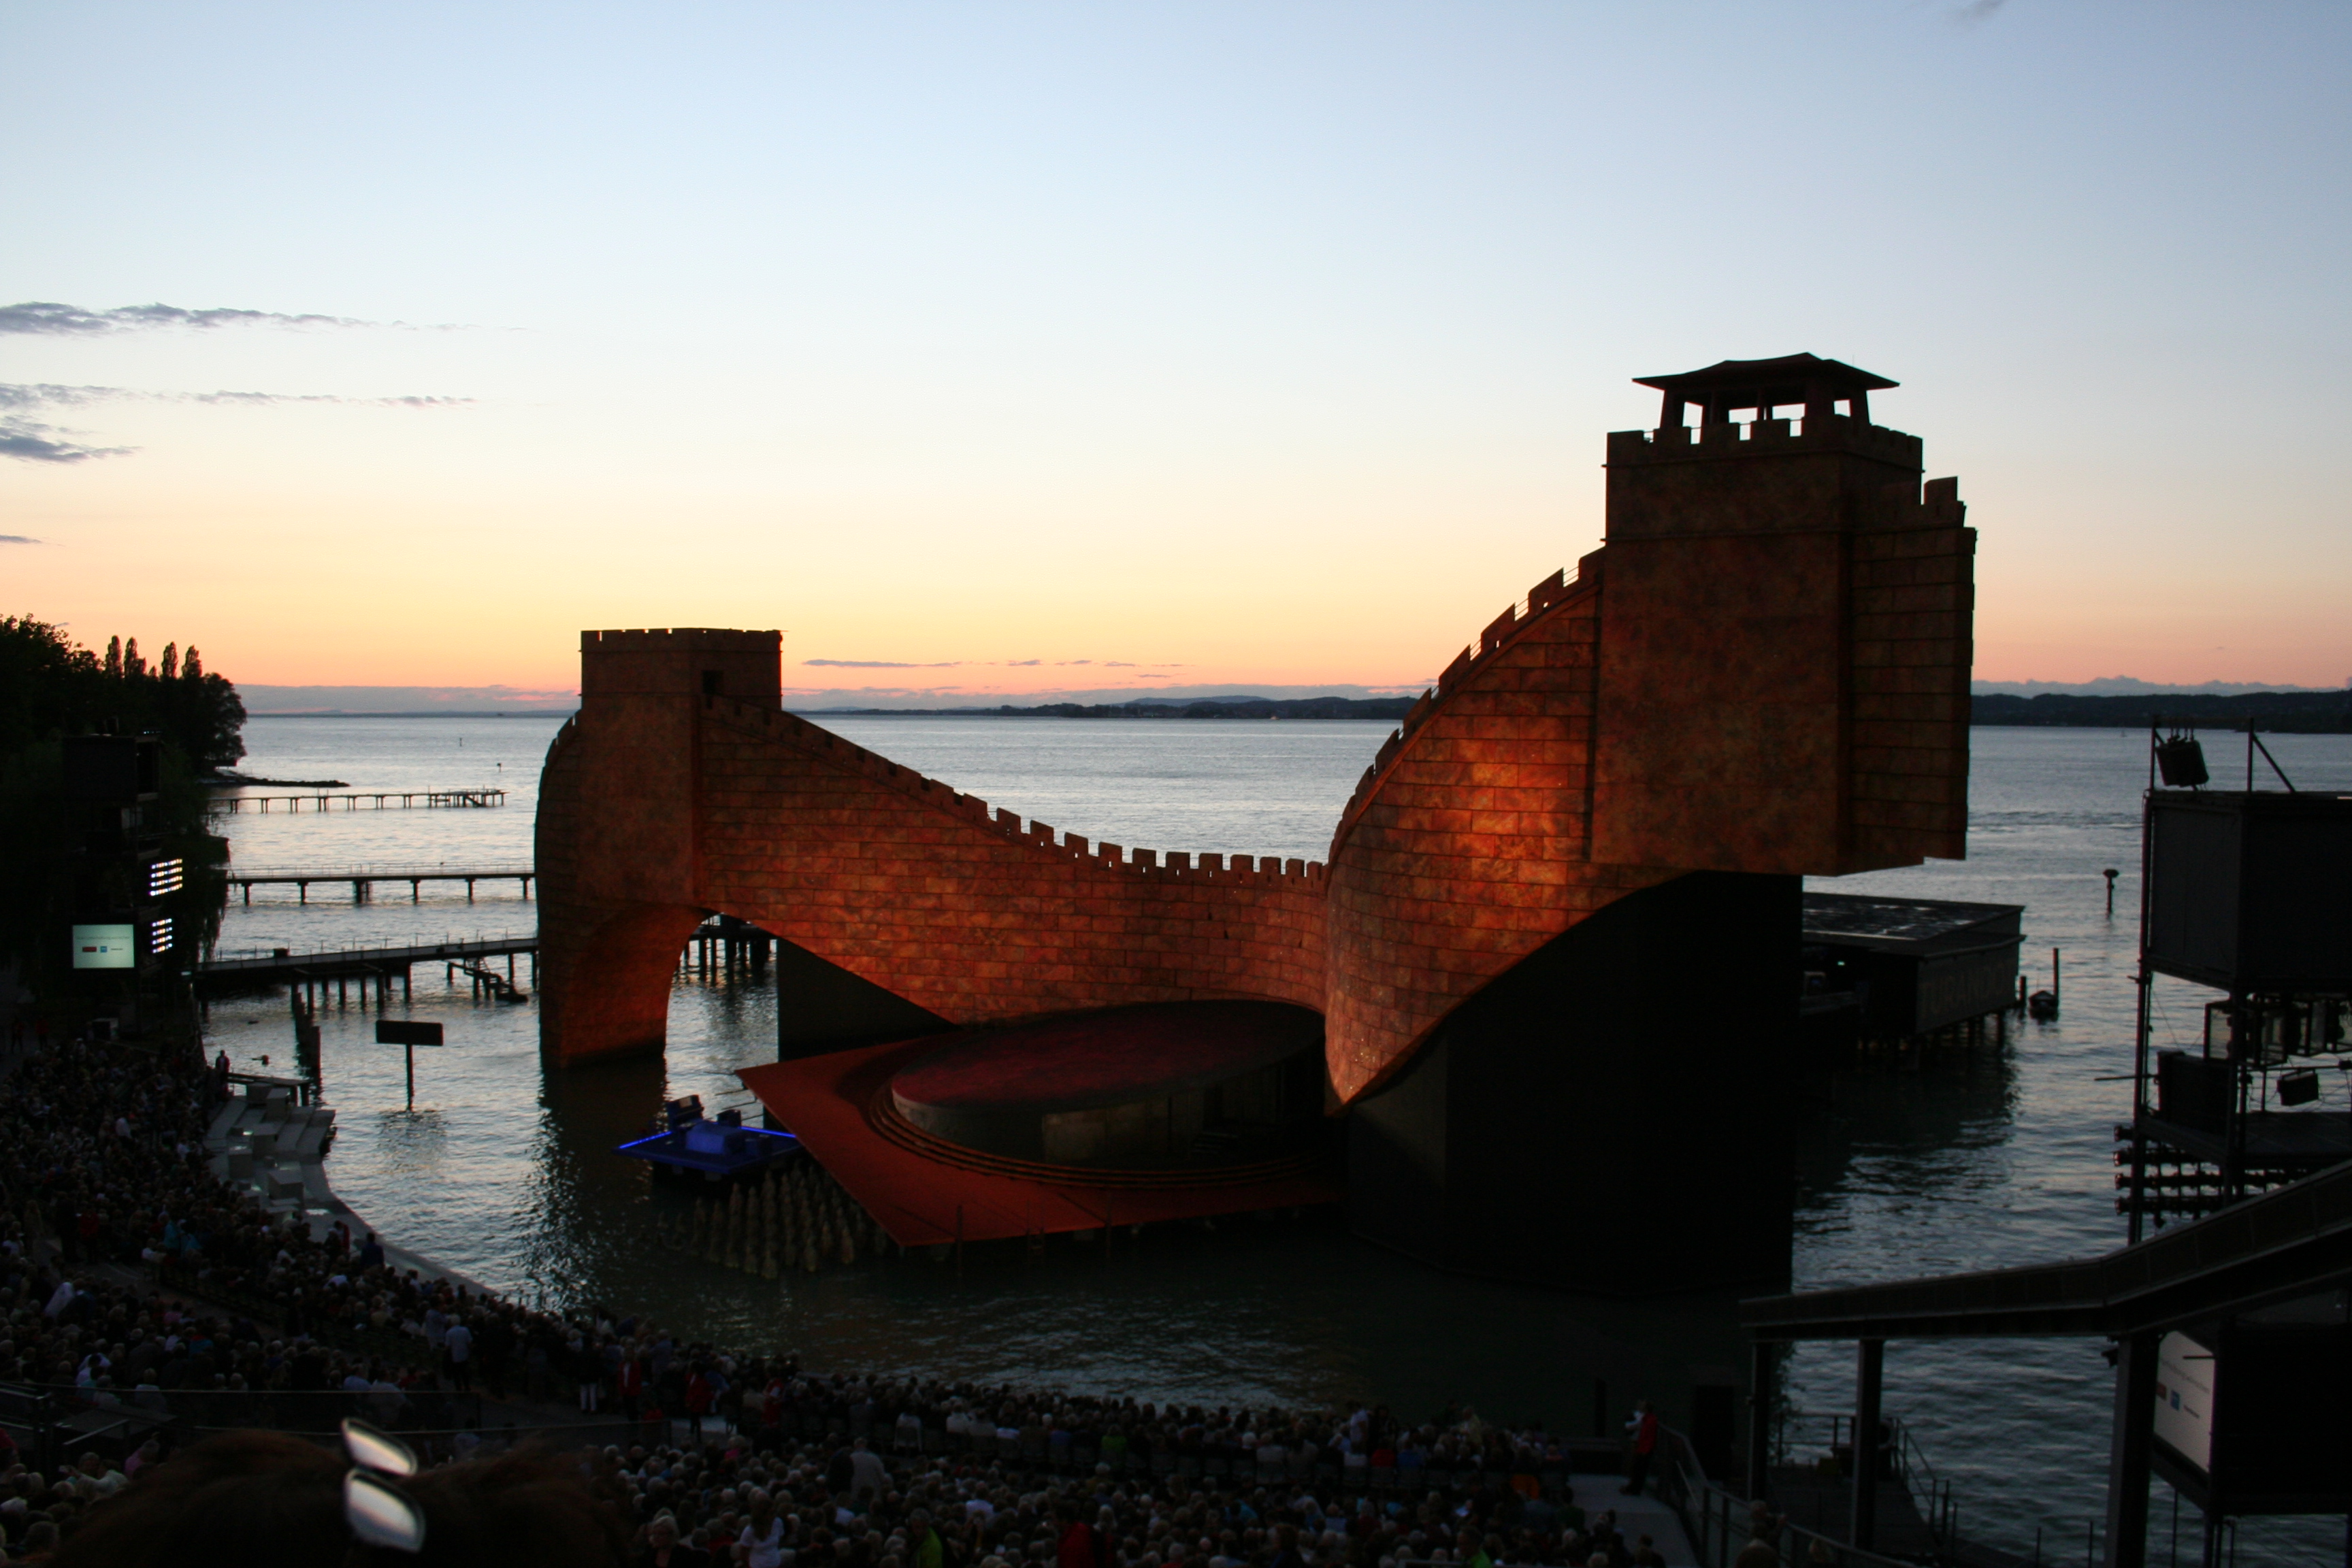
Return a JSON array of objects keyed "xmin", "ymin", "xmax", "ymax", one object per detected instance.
[{"xmin": 616, "ymin": 1096, "xmax": 800, "ymax": 1181}]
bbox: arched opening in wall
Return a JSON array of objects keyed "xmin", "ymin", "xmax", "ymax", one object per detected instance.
[
  {"xmin": 666, "ymin": 921, "xmax": 951, "ymax": 1063},
  {"xmin": 660, "ymin": 921, "xmax": 952, "ymax": 1124}
]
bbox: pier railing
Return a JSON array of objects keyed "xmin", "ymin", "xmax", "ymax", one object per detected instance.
[
  {"xmin": 222, "ymin": 865, "xmax": 534, "ymax": 904},
  {"xmin": 226, "ymin": 864, "xmax": 532, "ymax": 881},
  {"xmin": 207, "ymin": 789, "xmax": 506, "ymax": 815},
  {"xmin": 199, "ymin": 932, "xmax": 538, "ymax": 974}
]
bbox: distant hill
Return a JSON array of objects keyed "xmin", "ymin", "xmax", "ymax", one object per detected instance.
[
  {"xmin": 821, "ymin": 694, "xmax": 1418, "ymax": 721},
  {"xmin": 1972, "ymin": 690, "xmax": 2352, "ymax": 732},
  {"xmin": 1972, "ymin": 677, "xmax": 2342, "ymax": 697}
]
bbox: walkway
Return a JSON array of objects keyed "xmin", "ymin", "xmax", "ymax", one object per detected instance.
[
  {"xmin": 206, "ymin": 789, "xmax": 506, "ymax": 814},
  {"xmin": 227, "ymin": 866, "xmax": 534, "ymax": 904},
  {"xmin": 199, "ymin": 934, "xmax": 538, "ymax": 985}
]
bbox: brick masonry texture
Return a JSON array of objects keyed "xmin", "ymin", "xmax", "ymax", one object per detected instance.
[{"xmin": 539, "ymin": 412, "xmax": 1975, "ymax": 1104}]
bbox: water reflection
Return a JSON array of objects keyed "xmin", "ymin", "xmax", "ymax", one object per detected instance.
[{"xmin": 372, "ymin": 1109, "xmax": 449, "ymax": 1171}]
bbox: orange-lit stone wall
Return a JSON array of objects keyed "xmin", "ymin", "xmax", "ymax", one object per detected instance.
[
  {"xmin": 538, "ymin": 630, "xmax": 1328, "ymax": 1066},
  {"xmin": 539, "ymin": 411, "xmax": 1974, "ymax": 1095}
]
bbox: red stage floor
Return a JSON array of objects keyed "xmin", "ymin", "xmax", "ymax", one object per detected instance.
[{"xmin": 737, "ymin": 1038, "xmax": 1342, "ymax": 1247}]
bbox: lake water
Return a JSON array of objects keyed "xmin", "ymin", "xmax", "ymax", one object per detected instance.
[{"xmin": 201, "ymin": 715, "xmax": 2352, "ymax": 1563}]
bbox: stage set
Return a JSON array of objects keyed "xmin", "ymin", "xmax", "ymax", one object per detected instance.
[{"xmin": 535, "ymin": 356, "xmax": 1976, "ymax": 1290}]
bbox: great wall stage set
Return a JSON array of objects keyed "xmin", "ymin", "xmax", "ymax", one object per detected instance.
[{"xmin": 532, "ymin": 355, "xmax": 1976, "ymax": 1292}]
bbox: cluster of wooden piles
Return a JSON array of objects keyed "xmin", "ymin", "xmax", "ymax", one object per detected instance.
[{"xmin": 654, "ymin": 1161, "xmax": 894, "ymax": 1275}]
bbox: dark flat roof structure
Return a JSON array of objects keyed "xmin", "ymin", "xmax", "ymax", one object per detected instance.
[{"xmin": 1801, "ymin": 891, "xmax": 2023, "ymax": 953}]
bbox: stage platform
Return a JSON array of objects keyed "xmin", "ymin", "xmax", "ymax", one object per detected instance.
[{"xmin": 737, "ymin": 1034, "xmax": 1343, "ymax": 1247}]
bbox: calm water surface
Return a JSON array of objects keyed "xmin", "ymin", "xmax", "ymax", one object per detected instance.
[{"xmin": 201, "ymin": 716, "xmax": 2352, "ymax": 1563}]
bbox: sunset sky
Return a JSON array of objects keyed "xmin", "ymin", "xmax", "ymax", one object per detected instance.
[{"xmin": 4, "ymin": 3, "xmax": 2347, "ymax": 703}]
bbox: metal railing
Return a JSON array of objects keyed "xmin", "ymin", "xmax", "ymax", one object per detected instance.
[
  {"xmin": 1652, "ymin": 1426, "xmax": 1921, "ymax": 1568},
  {"xmin": 1783, "ymin": 1410, "xmax": 1959, "ymax": 1550},
  {"xmin": 199, "ymin": 932, "xmax": 538, "ymax": 970}
]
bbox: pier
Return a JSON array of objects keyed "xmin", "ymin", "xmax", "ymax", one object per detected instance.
[
  {"xmin": 225, "ymin": 864, "xmax": 534, "ymax": 904},
  {"xmin": 206, "ymin": 788, "xmax": 506, "ymax": 815},
  {"xmin": 197, "ymin": 933, "xmax": 539, "ymax": 1007},
  {"xmin": 195, "ymin": 922, "xmax": 762, "ymax": 1004}
]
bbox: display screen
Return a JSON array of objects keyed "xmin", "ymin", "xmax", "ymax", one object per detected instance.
[
  {"xmin": 2153, "ymin": 1329, "xmax": 2215, "ymax": 1475},
  {"xmin": 72, "ymin": 924, "xmax": 137, "ymax": 970}
]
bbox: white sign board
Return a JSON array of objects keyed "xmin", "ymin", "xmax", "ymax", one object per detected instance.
[
  {"xmin": 2152, "ymin": 1330, "xmax": 2215, "ymax": 1475},
  {"xmin": 71, "ymin": 924, "xmax": 137, "ymax": 970}
]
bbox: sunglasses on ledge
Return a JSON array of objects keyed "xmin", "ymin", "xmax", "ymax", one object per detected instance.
[{"xmin": 342, "ymin": 1418, "xmax": 427, "ymax": 1553}]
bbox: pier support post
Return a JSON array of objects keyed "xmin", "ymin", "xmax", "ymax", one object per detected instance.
[
  {"xmin": 2102, "ymin": 1332, "xmax": 2157, "ymax": 1568},
  {"xmin": 1852, "ymin": 1337, "xmax": 1885, "ymax": 1552},
  {"xmin": 1747, "ymin": 1339, "xmax": 1774, "ymax": 1500}
]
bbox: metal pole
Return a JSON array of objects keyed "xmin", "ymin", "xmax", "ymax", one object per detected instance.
[
  {"xmin": 406, "ymin": 1041, "xmax": 416, "ymax": 1109},
  {"xmin": 1852, "ymin": 1338, "xmax": 1884, "ymax": 1552},
  {"xmin": 2130, "ymin": 967, "xmax": 2153, "ymax": 1243},
  {"xmin": 2103, "ymin": 1332, "xmax": 2155, "ymax": 1567},
  {"xmin": 1748, "ymin": 1339, "xmax": 1774, "ymax": 1503}
]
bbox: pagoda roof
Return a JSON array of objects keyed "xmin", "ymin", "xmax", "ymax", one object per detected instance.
[{"xmin": 1633, "ymin": 353, "xmax": 1897, "ymax": 395}]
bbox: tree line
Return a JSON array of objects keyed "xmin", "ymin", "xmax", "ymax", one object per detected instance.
[
  {"xmin": 1971, "ymin": 690, "xmax": 2352, "ymax": 732},
  {"xmin": 0, "ymin": 615, "xmax": 246, "ymax": 1001},
  {"xmin": 0, "ymin": 615, "xmax": 248, "ymax": 770}
]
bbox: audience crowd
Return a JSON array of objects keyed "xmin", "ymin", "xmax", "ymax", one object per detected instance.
[{"xmin": 0, "ymin": 1036, "xmax": 1695, "ymax": 1567}]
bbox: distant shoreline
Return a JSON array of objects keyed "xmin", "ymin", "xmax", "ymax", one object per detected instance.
[
  {"xmin": 238, "ymin": 698, "xmax": 2352, "ymax": 730},
  {"xmin": 246, "ymin": 710, "xmax": 578, "ymax": 719},
  {"xmin": 1971, "ymin": 690, "xmax": 2351, "ymax": 732}
]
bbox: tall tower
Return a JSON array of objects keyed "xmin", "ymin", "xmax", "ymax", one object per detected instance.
[
  {"xmin": 1597, "ymin": 354, "xmax": 1972, "ymax": 875},
  {"xmin": 536, "ymin": 629, "xmax": 783, "ymax": 1063}
]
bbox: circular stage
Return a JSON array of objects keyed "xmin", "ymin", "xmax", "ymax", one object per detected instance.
[{"xmin": 888, "ymin": 1000, "xmax": 1324, "ymax": 1170}]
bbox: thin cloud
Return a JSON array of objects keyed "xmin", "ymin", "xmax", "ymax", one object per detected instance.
[
  {"xmin": 0, "ymin": 300, "xmax": 375, "ymax": 334},
  {"xmin": 1, "ymin": 382, "xmax": 470, "ymax": 410},
  {"xmin": 0, "ymin": 416, "xmax": 130, "ymax": 463},
  {"xmin": 0, "ymin": 382, "xmax": 467, "ymax": 464},
  {"xmin": 0, "ymin": 534, "xmax": 40, "ymax": 544},
  {"xmin": 802, "ymin": 658, "xmax": 965, "ymax": 669}
]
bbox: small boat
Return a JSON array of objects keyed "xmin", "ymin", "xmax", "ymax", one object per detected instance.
[{"xmin": 615, "ymin": 1095, "xmax": 800, "ymax": 1181}]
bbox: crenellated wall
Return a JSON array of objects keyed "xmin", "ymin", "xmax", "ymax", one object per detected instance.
[
  {"xmin": 538, "ymin": 380, "xmax": 1975, "ymax": 1142},
  {"xmin": 538, "ymin": 632, "xmax": 1331, "ymax": 1066},
  {"xmin": 1319, "ymin": 560, "xmax": 1678, "ymax": 1102}
]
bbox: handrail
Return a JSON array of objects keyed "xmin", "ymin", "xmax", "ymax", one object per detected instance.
[
  {"xmin": 1743, "ymin": 1152, "xmax": 2352, "ymax": 1339},
  {"xmin": 1783, "ymin": 1413, "xmax": 1957, "ymax": 1551},
  {"xmin": 225, "ymin": 864, "xmax": 533, "ymax": 879},
  {"xmin": 1653, "ymin": 1425, "xmax": 1919, "ymax": 1568},
  {"xmin": 199, "ymin": 932, "xmax": 538, "ymax": 970}
]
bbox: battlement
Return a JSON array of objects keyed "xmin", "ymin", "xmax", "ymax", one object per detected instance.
[
  {"xmin": 581, "ymin": 629, "xmax": 782, "ymax": 702},
  {"xmin": 1605, "ymin": 416, "xmax": 1923, "ymax": 470},
  {"xmin": 1329, "ymin": 561, "xmax": 1594, "ymax": 840},
  {"xmin": 583, "ymin": 628, "xmax": 783, "ymax": 649},
  {"xmin": 702, "ymin": 693, "xmax": 1326, "ymax": 889}
]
